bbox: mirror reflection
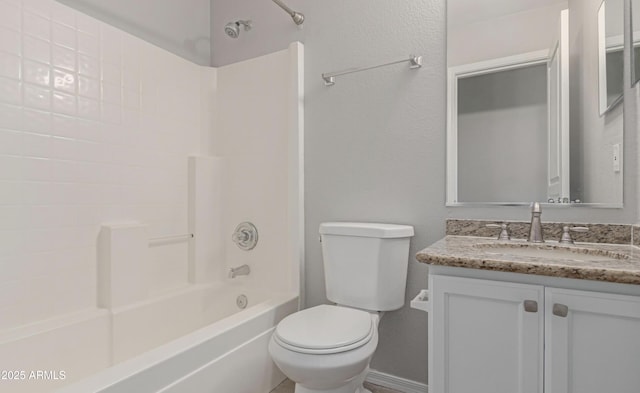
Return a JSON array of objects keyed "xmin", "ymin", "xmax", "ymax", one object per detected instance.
[
  {"xmin": 599, "ymin": 0, "xmax": 624, "ymax": 113},
  {"xmin": 447, "ymin": 0, "xmax": 624, "ymax": 206}
]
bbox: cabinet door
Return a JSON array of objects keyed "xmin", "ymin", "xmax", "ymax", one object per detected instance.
[
  {"xmin": 429, "ymin": 276, "xmax": 544, "ymax": 393},
  {"xmin": 545, "ymin": 288, "xmax": 640, "ymax": 393}
]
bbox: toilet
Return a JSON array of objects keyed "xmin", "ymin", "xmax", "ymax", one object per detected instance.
[{"xmin": 269, "ymin": 222, "xmax": 414, "ymax": 393}]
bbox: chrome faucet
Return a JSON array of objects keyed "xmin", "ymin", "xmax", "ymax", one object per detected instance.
[
  {"xmin": 228, "ymin": 264, "xmax": 251, "ymax": 278},
  {"xmin": 528, "ymin": 202, "xmax": 544, "ymax": 243},
  {"xmin": 486, "ymin": 223, "xmax": 511, "ymax": 241},
  {"xmin": 559, "ymin": 226, "xmax": 589, "ymax": 244}
]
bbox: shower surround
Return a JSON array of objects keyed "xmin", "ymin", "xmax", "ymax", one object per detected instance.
[{"xmin": 0, "ymin": 0, "xmax": 303, "ymax": 391}]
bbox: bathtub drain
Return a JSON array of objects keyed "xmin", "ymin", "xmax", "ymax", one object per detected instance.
[{"xmin": 236, "ymin": 294, "xmax": 248, "ymax": 309}]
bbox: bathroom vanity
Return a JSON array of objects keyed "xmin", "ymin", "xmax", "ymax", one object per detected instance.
[{"xmin": 414, "ymin": 226, "xmax": 640, "ymax": 393}]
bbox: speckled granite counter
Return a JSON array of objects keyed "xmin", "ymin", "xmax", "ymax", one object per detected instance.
[
  {"xmin": 416, "ymin": 236, "xmax": 640, "ymax": 285},
  {"xmin": 446, "ymin": 219, "xmax": 632, "ymax": 244}
]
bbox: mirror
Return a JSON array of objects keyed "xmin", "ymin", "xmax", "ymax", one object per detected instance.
[
  {"xmin": 599, "ymin": 0, "xmax": 624, "ymax": 113},
  {"xmin": 447, "ymin": 0, "xmax": 624, "ymax": 206},
  {"xmin": 633, "ymin": 0, "xmax": 640, "ymax": 85}
]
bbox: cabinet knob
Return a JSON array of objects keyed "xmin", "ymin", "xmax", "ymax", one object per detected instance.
[
  {"xmin": 523, "ymin": 300, "xmax": 538, "ymax": 313},
  {"xmin": 553, "ymin": 303, "xmax": 569, "ymax": 317}
]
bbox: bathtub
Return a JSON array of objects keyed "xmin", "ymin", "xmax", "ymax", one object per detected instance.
[{"xmin": 0, "ymin": 283, "xmax": 297, "ymax": 393}]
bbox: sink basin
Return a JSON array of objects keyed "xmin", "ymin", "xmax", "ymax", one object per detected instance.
[{"xmin": 474, "ymin": 243, "xmax": 629, "ymax": 262}]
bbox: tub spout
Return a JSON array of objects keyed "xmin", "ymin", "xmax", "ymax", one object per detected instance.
[{"xmin": 229, "ymin": 264, "xmax": 251, "ymax": 279}]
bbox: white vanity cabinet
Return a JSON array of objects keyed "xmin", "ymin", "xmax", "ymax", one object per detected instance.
[
  {"xmin": 545, "ymin": 288, "xmax": 640, "ymax": 393},
  {"xmin": 429, "ymin": 276, "xmax": 544, "ymax": 393},
  {"xmin": 428, "ymin": 274, "xmax": 640, "ymax": 393}
]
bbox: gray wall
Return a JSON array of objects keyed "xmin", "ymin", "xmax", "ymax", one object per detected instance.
[
  {"xmin": 457, "ymin": 65, "xmax": 548, "ymax": 203},
  {"xmin": 209, "ymin": 0, "xmax": 639, "ymax": 385},
  {"xmin": 56, "ymin": 0, "xmax": 211, "ymax": 65},
  {"xmin": 298, "ymin": 1, "xmax": 445, "ymax": 382}
]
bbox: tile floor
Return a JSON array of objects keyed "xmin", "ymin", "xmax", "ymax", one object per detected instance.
[{"xmin": 270, "ymin": 378, "xmax": 401, "ymax": 393}]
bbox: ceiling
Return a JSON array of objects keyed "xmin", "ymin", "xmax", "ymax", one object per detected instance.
[{"xmin": 55, "ymin": 0, "xmax": 211, "ymax": 65}]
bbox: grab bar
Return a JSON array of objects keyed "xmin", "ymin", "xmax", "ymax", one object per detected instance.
[{"xmin": 148, "ymin": 233, "xmax": 194, "ymax": 246}]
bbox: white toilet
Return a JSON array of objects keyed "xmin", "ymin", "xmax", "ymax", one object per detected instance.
[{"xmin": 269, "ymin": 222, "xmax": 414, "ymax": 393}]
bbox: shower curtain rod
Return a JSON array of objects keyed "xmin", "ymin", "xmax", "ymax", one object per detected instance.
[{"xmin": 321, "ymin": 55, "xmax": 423, "ymax": 86}]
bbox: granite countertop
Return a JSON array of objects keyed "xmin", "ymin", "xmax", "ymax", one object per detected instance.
[{"xmin": 416, "ymin": 236, "xmax": 640, "ymax": 285}]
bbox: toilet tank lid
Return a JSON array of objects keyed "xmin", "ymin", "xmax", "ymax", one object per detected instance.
[{"xmin": 319, "ymin": 222, "xmax": 414, "ymax": 238}]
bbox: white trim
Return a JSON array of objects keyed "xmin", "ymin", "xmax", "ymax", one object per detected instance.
[
  {"xmin": 598, "ymin": 1, "xmax": 608, "ymax": 115},
  {"xmin": 633, "ymin": 30, "xmax": 640, "ymax": 46},
  {"xmin": 597, "ymin": 2, "xmax": 624, "ymax": 115},
  {"xmin": 605, "ymin": 33, "xmax": 624, "ymax": 52},
  {"xmin": 450, "ymin": 50, "xmax": 549, "ymax": 79},
  {"xmin": 546, "ymin": 8, "xmax": 571, "ymax": 202},
  {"xmin": 366, "ymin": 369, "xmax": 428, "ymax": 393},
  {"xmin": 287, "ymin": 42, "xmax": 305, "ymax": 310},
  {"xmin": 446, "ymin": 50, "xmax": 548, "ymax": 205}
]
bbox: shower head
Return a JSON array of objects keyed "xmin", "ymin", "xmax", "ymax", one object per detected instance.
[
  {"xmin": 224, "ymin": 20, "xmax": 252, "ymax": 39},
  {"xmin": 271, "ymin": 0, "xmax": 305, "ymax": 25}
]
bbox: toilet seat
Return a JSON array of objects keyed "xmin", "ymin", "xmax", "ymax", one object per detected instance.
[{"xmin": 274, "ymin": 305, "xmax": 375, "ymax": 355}]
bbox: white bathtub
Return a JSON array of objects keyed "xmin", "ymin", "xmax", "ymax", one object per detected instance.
[{"xmin": 0, "ymin": 283, "xmax": 297, "ymax": 393}]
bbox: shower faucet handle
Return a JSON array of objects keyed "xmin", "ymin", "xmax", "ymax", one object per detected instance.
[
  {"xmin": 232, "ymin": 222, "xmax": 259, "ymax": 251},
  {"xmin": 232, "ymin": 230, "xmax": 249, "ymax": 243},
  {"xmin": 486, "ymin": 223, "xmax": 510, "ymax": 241}
]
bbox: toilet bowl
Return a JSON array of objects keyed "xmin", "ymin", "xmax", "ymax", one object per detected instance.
[
  {"xmin": 268, "ymin": 305, "xmax": 379, "ymax": 393},
  {"xmin": 269, "ymin": 222, "xmax": 414, "ymax": 393}
]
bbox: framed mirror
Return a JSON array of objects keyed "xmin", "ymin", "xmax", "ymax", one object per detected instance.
[
  {"xmin": 598, "ymin": 0, "xmax": 624, "ymax": 114},
  {"xmin": 633, "ymin": 0, "xmax": 640, "ymax": 85},
  {"xmin": 446, "ymin": 0, "xmax": 624, "ymax": 207}
]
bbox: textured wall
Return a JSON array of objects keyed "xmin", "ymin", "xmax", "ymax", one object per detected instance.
[{"xmin": 300, "ymin": 1, "xmax": 445, "ymax": 383}]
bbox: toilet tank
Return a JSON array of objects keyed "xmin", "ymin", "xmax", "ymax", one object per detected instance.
[{"xmin": 319, "ymin": 222, "xmax": 414, "ymax": 311}]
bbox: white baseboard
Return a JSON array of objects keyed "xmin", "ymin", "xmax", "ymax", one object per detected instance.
[{"xmin": 365, "ymin": 369, "xmax": 428, "ymax": 393}]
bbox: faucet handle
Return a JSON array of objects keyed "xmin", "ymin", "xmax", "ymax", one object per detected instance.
[
  {"xmin": 571, "ymin": 226, "xmax": 589, "ymax": 233},
  {"xmin": 559, "ymin": 226, "xmax": 589, "ymax": 244},
  {"xmin": 486, "ymin": 223, "xmax": 510, "ymax": 241}
]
